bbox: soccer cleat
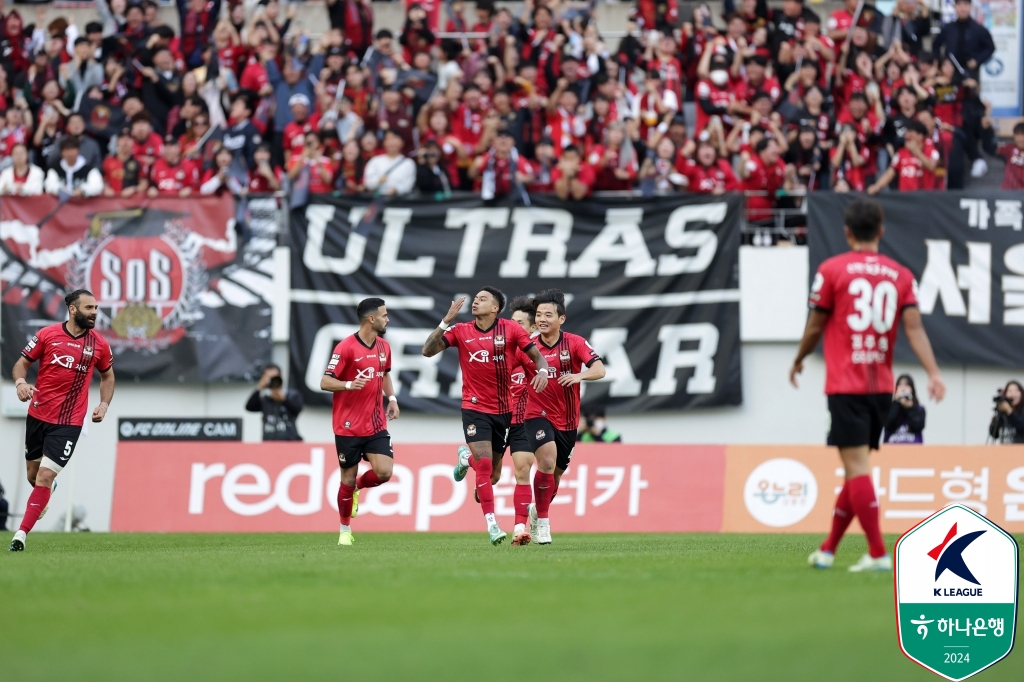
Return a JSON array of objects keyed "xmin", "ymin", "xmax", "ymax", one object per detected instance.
[
  {"xmin": 453, "ymin": 445, "xmax": 471, "ymax": 482},
  {"xmin": 807, "ymin": 549, "xmax": 834, "ymax": 569},
  {"xmin": 535, "ymin": 519, "xmax": 552, "ymax": 545},
  {"xmin": 338, "ymin": 530, "xmax": 354, "ymax": 546},
  {"xmin": 351, "ymin": 488, "xmax": 359, "ymax": 519},
  {"xmin": 848, "ymin": 553, "xmax": 892, "ymax": 572},
  {"xmin": 38, "ymin": 481, "xmax": 57, "ymax": 521},
  {"xmin": 9, "ymin": 530, "xmax": 26, "ymax": 552},
  {"xmin": 528, "ymin": 503, "xmax": 538, "ymax": 538},
  {"xmin": 488, "ymin": 523, "xmax": 507, "ymax": 546},
  {"xmin": 511, "ymin": 523, "xmax": 531, "ymax": 546}
]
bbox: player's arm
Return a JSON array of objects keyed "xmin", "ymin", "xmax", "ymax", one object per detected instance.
[
  {"xmin": 12, "ymin": 355, "xmax": 35, "ymax": 402},
  {"xmin": 383, "ymin": 372, "xmax": 400, "ymax": 420},
  {"xmin": 320, "ymin": 375, "xmax": 369, "ymax": 392},
  {"xmin": 525, "ymin": 345, "xmax": 549, "ymax": 392},
  {"xmin": 422, "ymin": 297, "xmax": 466, "ymax": 357},
  {"xmin": 902, "ymin": 306, "xmax": 946, "ymax": 401},
  {"xmin": 557, "ymin": 359, "xmax": 606, "ymax": 386},
  {"xmin": 789, "ymin": 309, "xmax": 829, "ymax": 388},
  {"xmin": 92, "ymin": 367, "xmax": 115, "ymax": 422}
]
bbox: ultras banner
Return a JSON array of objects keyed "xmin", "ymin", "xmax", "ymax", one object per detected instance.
[
  {"xmin": 808, "ymin": 190, "xmax": 1024, "ymax": 366},
  {"xmin": 289, "ymin": 193, "xmax": 742, "ymax": 412},
  {"xmin": 0, "ymin": 195, "xmax": 273, "ymax": 381}
]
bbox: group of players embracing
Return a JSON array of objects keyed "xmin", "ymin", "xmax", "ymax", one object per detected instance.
[{"xmin": 322, "ymin": 287, "xmax": 604, "ymax": 548}]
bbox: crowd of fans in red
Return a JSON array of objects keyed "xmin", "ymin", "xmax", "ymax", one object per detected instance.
[{"xmin": 0, "ymin": 0, "xmax": 1020, "ymax": 224}]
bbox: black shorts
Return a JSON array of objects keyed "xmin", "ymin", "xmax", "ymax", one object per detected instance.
[
  {"xmin": 525, "ymin": 417, "xmax": 576, "ymax": 472},
  {"xmin": 827, "ymin": 394, "xmax": 891, "ymax": 450},
  {"xmin": 462, "ymin": 410, "xmax": 510, "ymax": 455},
  {"xmin": 334, "ymin": 430, "xmax": 393, "ymax": 469},
  {"xmin": 25, "ymin": 415, "xmax": 82, "ymax": 471},
  {"xmin": 508, "ymin": 423, "xmax": 531, "ymax": 454}
]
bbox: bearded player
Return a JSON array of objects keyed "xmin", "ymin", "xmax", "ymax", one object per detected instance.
[
  {"xmin": 320, "ymin": 298, "xmax": 400, "ymax": 547},
  {"xmin": 790, "ymin": 199, "xmax": 945, "ymax": 572},
  {"xmin": 422, "ymin": 288, "xmax": 549, "ymax": 545},
  {"xmin": 10, "ymin": 290, "xmax": 115, "ymax": 552},
  {"xmin": 524, "ymin": 289, "xmax": 605, "ymax": 545}
]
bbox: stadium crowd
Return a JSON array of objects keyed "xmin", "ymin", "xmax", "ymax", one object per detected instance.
[{"xmin": 0, "ymin": 0, "xmax": 1020, "ymax": 225}]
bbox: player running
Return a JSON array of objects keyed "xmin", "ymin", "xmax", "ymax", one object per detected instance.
[
  {"xmin": 320, "ymin": 298, "xmax": 400, "ymax": 547},
  {"xmin": 524, "ymin": 289, "xmax": 605, "ymax": 545},
  {"xmin": 503, "ymin": 296, "xmax": 541, "ymax": 545},
  {"xmin": 421, "ymin": 288, "xmax": 549, "ymax": 545},
  {"xmin": 10, "ymin": 290, "xmax": 115, "ymax": 552},
  {"xmin": 790, "ymin": 198, "xmax": 945, "ymax": 572}
]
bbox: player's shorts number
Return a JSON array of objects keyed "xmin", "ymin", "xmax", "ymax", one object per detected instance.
[
  {"xmin": 846, "ymin": 278, "xmax": 898, "ymax": 333},
  {"xmin": 64, "ymin": 441, "xmax": 73, "ymax": 457}
]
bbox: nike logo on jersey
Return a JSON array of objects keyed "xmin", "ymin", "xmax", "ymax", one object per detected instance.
[{"xmin": 52, "ymin": 342, "xmax": 63, "ymax": 346}]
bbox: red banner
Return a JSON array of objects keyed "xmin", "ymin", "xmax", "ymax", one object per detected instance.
[{"xmin": 110, "ymin": 442, "xmax": 726, "ymax": 533}]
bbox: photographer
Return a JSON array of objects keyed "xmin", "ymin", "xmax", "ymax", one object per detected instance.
[
  {"xmin": 577, "ymin": 407, "xmax": 622, "ymax": 443},
  {"xmin": 884, "ymin": 375, "xmax": 926, "ymax": 444},
  {"xmin": 245, "ymin": 365, "xmax": 304, "ymax": 441},
  {"xmin": 989, "ymin": 381, "xmax": 1024, "ymax": 444}
]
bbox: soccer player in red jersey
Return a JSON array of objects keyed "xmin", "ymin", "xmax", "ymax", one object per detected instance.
[
  {"xmin": 790, "ymin": 199, "xmax": 946, "ymax": 572},
  {"xmin": 503, "ymin": 296, "xmax": 541, "ymax": 545},
  {"xmin": 422, "ymin": 288, "xmax": 549, "ymax": 545},
  {"xmin": 320, "ymin": 298, "xmax": 400, "ymax": 546},
  {"xmin": 524, "ymin": 289, "xmax": 605, "ymax": 545},
  {"xmin": 10, "ymin": 290, "xmax": 115, "ymax": 552}
]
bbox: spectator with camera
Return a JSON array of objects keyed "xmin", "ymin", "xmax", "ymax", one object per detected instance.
[
  {"xmin": 577, "ymin": 407, "xmax": 622, "ymax": 443},
  {"xmin": 989, "ymin": 380, "xmax": 1024, "ymax": 444},
  {"xmin": 246, "ymin": 364, "xmax": 304, "ymax": 441},
  {"xmin": 884, "ymin": 374, "xmax": 926, "ymax": 444}
]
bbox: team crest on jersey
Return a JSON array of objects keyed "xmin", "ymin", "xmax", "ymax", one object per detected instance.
[
  {"xmin": 494, "ymin": 335, "xmax": 505, "ymax": 350},
  {"xmin": 559, "ymin": 349, "xmax": 571, "ymax": 362},
  {"xmin": 345, "ymin": 421, "xmax": 351, "ymax": 429},
  {"xmin": 378, "ymin": 352, "xmax": 387, "ymax": 363},
  {"xmin": 83, "ymin": 346, "xmax": 94, "ymax": 356},
  {"xmin": 466, "ymin": 424, "xmax": 477, "ymax": 437},
  {"xmin": 536, "ymin": 429, "xmax": 546, "ymax": 440}
]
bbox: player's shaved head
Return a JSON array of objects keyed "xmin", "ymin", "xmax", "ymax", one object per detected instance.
[{"xmin": 844, "ymin": 198, "xmax": 884, "ymax": 243}]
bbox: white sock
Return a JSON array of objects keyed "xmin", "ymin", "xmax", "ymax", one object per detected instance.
[
  {"xmin": 513, "ymin": 523, "xmax": 525, "ymax": 534},
  {"xmin": 538, "ymin": 518, "xmax": 550, "ymax": 529},
  {"xmin": 339, "ymin": 524, "xmax": 351, "ymax": 533},
  {"xmin": 484, "ymin": 512, "xmax": 496, "ymax": 528}
]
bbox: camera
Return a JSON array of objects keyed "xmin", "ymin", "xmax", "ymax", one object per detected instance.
[
  {"xmin": 993, "ymin": 388, "xmax": 1008, "ymax": 405},
  {"xmin": 269, "ymin": 376, "xmax": 283, "ymax": 390}
]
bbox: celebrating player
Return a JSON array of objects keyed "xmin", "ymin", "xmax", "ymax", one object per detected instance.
[
  {"xmin": 421, "ymin": 288, "xmax": 549, "ymax": 545},
  {"xmin": 524, "ymin": 289, "xmax": 605, "ymax": 545},
  {"xmin": 320, "ymin": 298, "xmax": 400, "ymax": 547},
  {"xmin": 10, "ymin": 290, "xmax": 115, "ymax": 552},
  {"xmin": 503, "ymin": 296, "xmax": 541, "ymax": 545},
  {"xmin": 790, "ymin": 199, "xmax": 945, "ymax": 572}
]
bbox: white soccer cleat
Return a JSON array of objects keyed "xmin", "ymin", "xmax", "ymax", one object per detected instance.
[
  {"xmin": 453, "ymin": 446, "xmax": 471, "ymax": 482},
  {"xmin": 9, "ymin": 529, "xmax": 26, "ymax": 552},
  {"xmin": 528, "ymin": 503, "xmax": 538, "ymax": 538},
  {"xmin": 535, "ymin": 518, "xmax": 552, "ymax": 545},
  {"xmin": 807, "ymin": 549, "xmax": 834, "ymax": 569},
  {"xmin": 971, "ymin": 158, "xmax": 988, "ymax": 178},
  {"xmin": 848, "ymin": 553, "xmax": 892, "ymax": 572}
]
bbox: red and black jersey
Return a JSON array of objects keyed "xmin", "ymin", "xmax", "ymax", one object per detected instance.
[
  {"xmin": 150, "ymin": 159, "xmax": 200, "ymax": 193},
  {"xmin": 525, "ymin": 331, "xmax": 601, "ymax": 431},
  {"xmin": 324, "ymin": 333, "xmax": 391, "ymax": 437},
  {"xmin": 443, "ymin": 317, "xmax": 536, "ymax": 414},
  {"xmin": 509, "ymin": 344, "xmax": 536, "ymax": 426},
  {"xmin": 21, "ymin": 323, "xmax": 113, "ymax": 427}
]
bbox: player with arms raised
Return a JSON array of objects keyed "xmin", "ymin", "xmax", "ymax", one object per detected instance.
[
  {"xmin": 422, "ymin": 288, "xmax": 549, "ymax": 545},
  {"xmin": 790, "ymin": 199, "xmax": 945, "ymax": 572},
  {"xmin": 321, "ymin": 298, "xmax": 400, "ymax": 547},
  {"xmin": 10, "ymin": 290, "xmax": 115, "ymax": 552},
  {"xmin": 525, "ymin": 289, "xmax": 605, "ymax": 545}
]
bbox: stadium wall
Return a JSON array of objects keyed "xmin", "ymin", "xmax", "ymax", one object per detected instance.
[{"xmin": 2, "ymin": 246, "xmax": 1022, "ymax": 532}]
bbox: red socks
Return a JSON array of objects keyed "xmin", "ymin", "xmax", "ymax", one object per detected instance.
[
  {"xmin": 357, "ymin": 469, "xmax": 384, "ymax": 490},
  {"xmin": 848, "ymin": 474, "xmax": 887, "ymax": 558},
  {"xmin": 338, "ymin": 483, "xmax": 356, "ymax": 525},
  {"xmin": 19, "ymin": 485, "xmax": 52, "ymax": 534},
  {"xmin": 533, "ymin": 471, "xmax": 555, "ymax": 519},
  {"xmin": 471, "ymin": 457, "xmax": 495, "ymax": 515},
  {"xmin": 820, "ymin": 482, "xmax": 854, "ymax": 553},
  {"xmin": 514, "ymin": 484, "xmax": 531, "ymax": 525}
]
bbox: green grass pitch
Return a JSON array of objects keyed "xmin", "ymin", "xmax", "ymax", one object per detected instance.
[{"xmin": 0, "ymin": 532, "xmax": 1020, "ymax": 681}]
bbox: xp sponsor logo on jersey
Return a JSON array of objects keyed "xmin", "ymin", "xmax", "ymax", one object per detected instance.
[
  {"xmin": 50, "ymin": 353, "xmax": 75, "ymax": 369},
  {"xmin": 355, "ymin": 367, "xmax": 378, "ymax": 380},
  {"xmin": 742, "ymin": 458, "xmax": 818, "ymax": 528},
  {"xmin": 468, "ymin": 350, "xmax": 490, "ymax": 363},
  {"xmin": 511, "ymin": 371, "xmax": 525, "ymax": 385},
  {"xmin": 66, "ymin": 208, "xmax": 204, "ymax": 352},
  {"xmin": 895, "ymin": 504, "xmax": 1018, "ymax": 681}
]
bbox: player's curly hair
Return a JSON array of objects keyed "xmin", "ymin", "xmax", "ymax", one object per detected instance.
[
  {"xmin": 533, "ymin": 289, "xmax": 566, "ymax": 316},
  {"xmin": 509, "ymin": 295, "xmax": 536, "ymax": 324}
]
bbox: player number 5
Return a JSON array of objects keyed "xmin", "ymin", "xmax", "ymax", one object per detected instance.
[
  {"xmin": 846, "ymin": 278, "xmax": 898, "ymax": 334},
  {"xmin": 64, "ymin": 441, "xmax": 73, "ymax": 457}
]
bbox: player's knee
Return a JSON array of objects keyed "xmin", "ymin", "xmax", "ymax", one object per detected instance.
[
  {"xmin": 375, "ymin": 467, "xmax": 393, "ymax": 483},
  {"xmin": 35, "ymin": 469, "xmax": 56, "ymax": 488}
]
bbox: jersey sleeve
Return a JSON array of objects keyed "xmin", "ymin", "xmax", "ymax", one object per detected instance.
[
  {"xmin": 901, "ymin": 267, "xmax": 920, "ymax": 309},
  {"xmin": 21, "ymin": 333, "xmax": 44, "ymax": 362},
  {"xmin": 325, "ymin": 341, "xmax": 347, "ymax": 378},
  {"xmin": 510, "ymin": 321, "xmax": 536, "ymax": 352},
  {"xmin": 384, "ymin": 342, "xmax": 392, "ymax": 373},
  {"xmin": 442, "ymin": 325, "xmax": 459, "ymax": 349},
  {"xmin": 808, "ymin": 262, "xmax": 835, "ymax": 311},
  {"xmin": 573, "ymin": 334, "xmax": 602, "ymax": 368},
  {"xmin": 95, "ymin": 340, "xmax": 113, "ymax": 372}
]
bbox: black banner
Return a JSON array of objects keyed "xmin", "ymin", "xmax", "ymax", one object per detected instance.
[
  {"xmin": 808, "ymin": 190, "xmax": 1024, "ymax": 366},
  {"xmin": 118, "ymin": 418, "xmax": 243, "ymax": 440},
  {"xmin": 290, "ymin": 193, "xmax": 743, "ymax": 413}
]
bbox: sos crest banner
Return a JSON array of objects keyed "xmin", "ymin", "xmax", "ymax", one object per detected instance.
[
  {"xmin": 808, "ymin": 191, "xmax": 1024, "ymax": 367},
  {"xmin": 0, "ymin": 196, "xmax": 273, "ymax": 381},
  {"xmin": 289, "ymin": 193, "xmax": 742, "ymax": 413}
]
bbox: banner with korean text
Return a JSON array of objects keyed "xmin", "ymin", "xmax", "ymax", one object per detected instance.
[
  {"xmin": 288, "ymin": 193, "xmax": 743, "ymax": 413},
  {"xmin": 808, "ymin": 190, "xmax": 1024, "ymax": 367}
]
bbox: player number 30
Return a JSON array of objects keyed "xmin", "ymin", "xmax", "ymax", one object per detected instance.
[{"xmin": 846, "ymin": 278, "xmax": 898, "ymax": 334}]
